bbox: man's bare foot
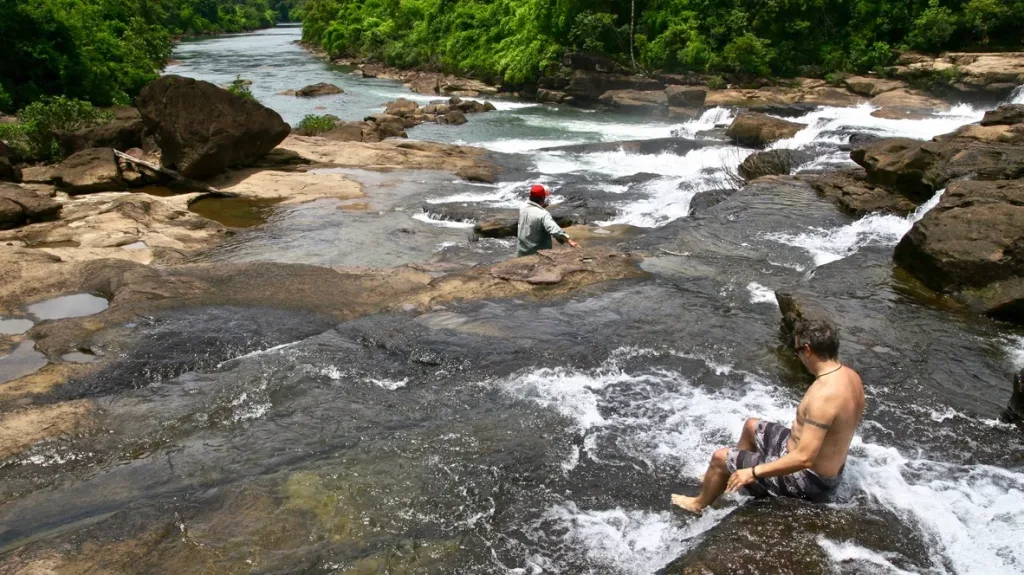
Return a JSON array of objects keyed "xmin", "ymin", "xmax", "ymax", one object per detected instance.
[{"xmin": 671, "ymin": 494, "xmax": 704, "ymax": 514}]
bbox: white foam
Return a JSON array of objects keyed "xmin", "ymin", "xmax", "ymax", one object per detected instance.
[
  {"xmin": 671, "ymin": 107, "xmax": 735, "ymax": 139},
  {"xmin": 371, "ymin": 377, "xmax": 409, "ymax": 390},
  {"xmin": 534, "ymin": 503, "xmax": 721, "ymax": 575},
  {"xmin": 478, "ymin": 139, "xmax": 578, "ymax": 154},
  {"xmin": 769, "ymin": 103, "xmax": 986, "ymax": 151},
  {"xmin": 412, "ymin": 212, "xmax": 475, "ymax": 228},
  {"xmin": 817, "ymin": 537, "xmax": 920, "ymax": 575},
  {"xmin": 1007, "ymin": 85, "xmax": 1024, "ymax": 105},
  {"xmin": 848, "ymin": 440, "xmax": 1024, "ymax": 575},
  {"xmin": 1006, "ymin": 336, "xmax": 1024, "ymax": 370},
  {"xmin": 746, "ymin": 282, "xmax": 778, "ymax": 306},
  {"xmin": 522, "ymin": 115, "xmax": 676, "ymax": 142},
  {"xmin": 764, "ymin": 189, "xmax": 944, "ymax": 267}
]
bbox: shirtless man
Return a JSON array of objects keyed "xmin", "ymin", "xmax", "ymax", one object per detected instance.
[{"xmin": 672, "ymin": 319, "xmax": 865, "ymax": 512}]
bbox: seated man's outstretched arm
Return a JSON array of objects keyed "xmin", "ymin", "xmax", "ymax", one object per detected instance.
[{"xmin": 726, "ymin": 395, "xmax": 838, "ymax": 493}]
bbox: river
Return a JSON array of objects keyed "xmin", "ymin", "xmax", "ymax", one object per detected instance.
[{"xmin": 1, "ymin": 25, "xmax": 1023, "ymax": 574}]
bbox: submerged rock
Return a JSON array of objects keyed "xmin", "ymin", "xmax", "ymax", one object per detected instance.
[
  {"xmin": 136, "ymin": 75, "xmax": 291, "ymax": 180},
  {"xmin": 0, "ymin": 183, "xmax": 61, "ymax": 229},
  {"xmin": 726, "ymin": 113, "xmax": 807, "ymax": 147},
  {"xmin": 295, "ymin": 82, "xmax": 344, "ymax": 97},
  {"xmin": 895, "ymin": 179, "xmax": 1024, "ymax": 322}
]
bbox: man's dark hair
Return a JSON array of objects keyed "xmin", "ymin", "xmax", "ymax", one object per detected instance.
[{"xmin": 793, "ymin": 319, "xmax": 839, "ymax": 360}]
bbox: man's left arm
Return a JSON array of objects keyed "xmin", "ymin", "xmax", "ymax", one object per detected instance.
[{"xmin": 726, "ymin": 397, "xmax": 837, "ymax": 492}]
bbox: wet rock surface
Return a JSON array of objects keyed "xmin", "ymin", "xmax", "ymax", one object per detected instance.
[
  {"xmin": 136, "ymin": 75, "xmax": 291, "ymax": 179},
  {"xmin": 895, "ymin": 179, "xmax": 1024, "ymax": 322},
  {"xmin": 738, "ymin": 149, "xmax": 813, "ymax": 180},
  {"xmin": 796, "ymin": 168, "xmax": 919, "ymax": 217}
]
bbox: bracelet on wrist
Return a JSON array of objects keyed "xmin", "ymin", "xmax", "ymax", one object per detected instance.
[{"xmin": 751, "ymin": 466, "xmax": 759, "ymax": 480}]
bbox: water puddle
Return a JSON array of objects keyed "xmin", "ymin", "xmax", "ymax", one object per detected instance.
[
  {"xmin": 121, "ymin": 241, "xmax": 148, "ymax": 251},
  {"xmin": 61, "ymin": 351, "xmax": 98, "ymax": 364},
  {"xmin": 0, "ymin": 341, "xmax": 48, "ymax": 384},
  {"xmin": 189, "ymin": 196, "xmax": 281, "ymax": 228},
  {"xmin": 0, "ymin": 318, "xmax": 34, "ymax": 335},
  {"xmin": 27, "ymin": 294, "xmax": 109, "ymax": 321},
  {"xmin": 138, "ymin": 186, "xmax": 181, "ymax": 198}
]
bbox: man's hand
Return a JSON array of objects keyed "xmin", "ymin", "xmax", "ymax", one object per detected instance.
[
  {"xmin": 726, "ymin": 467, "xmax": 756, "ymax": 493},
  {"xmin": 567, "ymin": 239, "xmax": 580, "ymax": 248}
]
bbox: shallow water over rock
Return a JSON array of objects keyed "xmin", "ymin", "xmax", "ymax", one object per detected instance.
[
  {"xmin": 188, "ymin": 196, "xmax": 282, "ymax": 228},
  {"xmin": 0, "ymin": 340, "xmax": 47, "ymax": 385},
  {"xmin": 2, "ymin": 25, "xmax": 1023, "ymax": 575},
  {"xmin": 0, "ymin": 318, "xmax": 33, "ymax": 336},
  {"xmin": 26, "ymin": 294, "xmax": 109, "ymax": 321}
]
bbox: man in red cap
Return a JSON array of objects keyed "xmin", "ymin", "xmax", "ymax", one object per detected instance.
[{"xmin": 517, "ymin": 184, "xmax": 579, "ymax": 256}]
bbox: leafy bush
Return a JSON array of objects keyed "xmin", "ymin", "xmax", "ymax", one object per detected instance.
[
  {"xmin": 705, "ymin": 75, "xmax": 726, "ymax": 90},
  {"xmin": 227, "ymin": 77, "xmax": 256, "ymax": 101},
  {"xmin": 14, "ymin": 97, "xmax": 113, "ymax": 161},
  {"xmin": 910, "ymin": 1, "xmax": 959, "ymax": 51},
  {"xmin": 297, "ymin": 114, "xmax": 339, "ymax": 136},
  {"xmin": 722, "ymin": 34, "xmax": 775, "ymax": 77}
]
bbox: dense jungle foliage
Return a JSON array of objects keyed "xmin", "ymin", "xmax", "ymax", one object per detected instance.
[
  {"xmin": 300, "ymin": 0, "xmax": 1024, "ymax": 84},
  {"xmin": 0, "ymin": 0, "xmax": 292, "ymax": 113}
]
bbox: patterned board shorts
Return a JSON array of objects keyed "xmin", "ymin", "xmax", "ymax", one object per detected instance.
[{"xmin": 726, "ymin": 420, "xmax": 842, "ymax": 502}]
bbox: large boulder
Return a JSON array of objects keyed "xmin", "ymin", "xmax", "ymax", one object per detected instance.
[
  {"xmin": 136, "ymin": 75, "xmax": 291, "ymax": 180},
  {"xmin": 295, "ymin": 83, "xmax": 343, "ymax": 97},
  {"xmin": 981, "ymin": 104, "xmax": 1024, "ymax": 127},
  {"xmin": 384, "ymin": 98, "xmax": 420, "ymax": 116},
  {"xmin": 894, "ymin": 179, "xmax": 1024, "ymax": 322},
  {"xmin": 0, "ymin": 141, "xmax": 20, "ymax": 182},
  {"xmin": 0, "ymin": 183, "xmax": 61, "ymax": 229},
  {"xmin": 891, "ymin": 52, "xmax": 1024, "ymax": 98},
  {"xmin": 665, "ymin": 85, "xmax": 707, "ymax": 108},
  {"xmin": 842, "ymin": 75, "xmax": 904, "ymax": 97},
  {"xmin": 797, "ymin": 168, "xmax": 918, "ymax": 216},
  {"xmin": 726, "ymin": 113, "xmax": 807, "ymax": 147},
  {"xmin": 851, "ymin": 121, "xmax": 1024, "ymax": 203},
  {"xmin": 738, "ymin": 149, "xmax": 812, "ymax": 180},
  {"xmin": 53, "ymin": 147, "xmax": 124, "ymax": 193},
  {"xmin": 565, "ymin": 70, "xmax": 663, "ymax": 100},
  {"xmin": 869, "ymin": 88, "xmax": 950, "ymax": 119},
  {"xmin": 57, "ymin": 106, "xmax": 145, "ymax": 158},
  {"xmin": 598, "ymin": 89, "xmax": 668, "ymax": 114}
]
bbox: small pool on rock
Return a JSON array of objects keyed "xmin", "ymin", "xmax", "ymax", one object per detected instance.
[
  {"xmin": 189, "ymin": 197, "xmax": 282, "ymax": 228},
  {"xmin": 0, "ymin": 318, "xmax": 34, "ymax": 335},
  {"xmin": 27, "ymin": 294, "xmax": 109, "ymax": 321},
  {"xmin": 0, "ymin": 341, "xmax": 48, "ymax": 384}
]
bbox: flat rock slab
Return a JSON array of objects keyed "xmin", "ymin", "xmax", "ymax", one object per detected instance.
[{"xmin": 208, "ymin": 168, "xmax": 364, "ymax": 204}]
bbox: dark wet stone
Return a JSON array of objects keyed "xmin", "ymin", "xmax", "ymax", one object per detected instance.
[
  {"xmin": 738, "ymin": 149, "xmax": 813, "ymax": 180},
  {"xmin": 687, "ymin": 188, "xmax": 737, "ymax": 215},
  {"xmin": 658, "ymin": 498, "xmax": 934, "ymax": 575},
  {"xmin": 1002, "ymin": 369, "xmax": 1024, "ymax": 426},
  {"xmin": 51, "ymin": 306, "xmax": 337, "ymax": 401}
]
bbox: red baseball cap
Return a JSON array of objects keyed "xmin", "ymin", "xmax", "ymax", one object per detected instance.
[{"xmin": 529, "ymin": 184, "xmax": 550, "ymax": 202}]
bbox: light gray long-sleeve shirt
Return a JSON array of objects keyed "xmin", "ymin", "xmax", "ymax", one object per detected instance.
[{"xmin": 517, "ymin": 201, "xmax": 570, "ymax": 256}]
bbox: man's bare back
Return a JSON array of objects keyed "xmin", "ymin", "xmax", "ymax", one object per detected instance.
[
  {"xmin": 671, "ymin": 319, "xmax": 864, "ymax": 513},
  {"xmin": 789, "ymin": 366, "xmax": 864, "ymax": 478}
]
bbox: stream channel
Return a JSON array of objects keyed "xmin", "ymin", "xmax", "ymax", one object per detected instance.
[{"xmin": 1, "ymin": 24, "xmax": 1023, "ymax": 575}]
